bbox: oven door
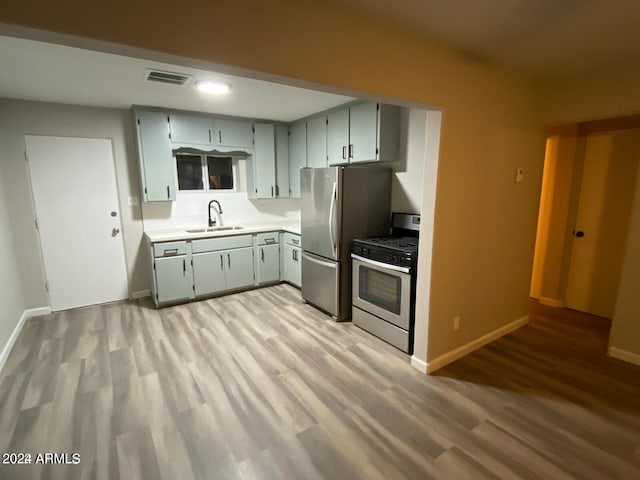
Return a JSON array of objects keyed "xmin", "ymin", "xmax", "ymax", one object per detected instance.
[{"xmin": 351, "ymin": 254, "xmax": 412, "ymax": 330}]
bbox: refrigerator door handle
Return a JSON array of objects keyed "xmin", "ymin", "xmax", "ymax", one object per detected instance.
[
  {"xmin": 329, "ymin": 181, "xmax": 337, "ymax": 256},
  {"xmin": 302, "ymin": 252, "xmax": 336, "ymax": 268}
]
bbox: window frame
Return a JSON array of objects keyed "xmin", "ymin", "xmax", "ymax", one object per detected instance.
[{"xmin": 174, "ymin": 153, "xmax": 237, "ymax": 193}]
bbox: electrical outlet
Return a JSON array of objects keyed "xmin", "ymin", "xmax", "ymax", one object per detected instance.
[
  {"xmin": 453, "ymin": 316, "xmax": 460, "ymax": 331},
  {"xmin": 515, "ymin": 168, "xmax": 525, "ymax": 183}
]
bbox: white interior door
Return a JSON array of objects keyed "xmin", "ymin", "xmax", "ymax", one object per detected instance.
[
  {"xmin": 25, "ymin": 135, "xmax": 129, "ymax": 311},
  {"xmin": 565, "ymin": 129, "xmax": 640, "ymax": 317}
]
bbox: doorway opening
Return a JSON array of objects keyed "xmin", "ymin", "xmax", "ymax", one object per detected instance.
[{"xmin": 530, "ymin": 115, "xmax": 640, "ymax": 322}]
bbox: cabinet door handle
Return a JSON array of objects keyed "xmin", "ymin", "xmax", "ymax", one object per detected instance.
[
  {"xmin": 261, "ymin": 248, "xmax": 264, "ymax": 262},
  {"xmin": 349, "ymin": 145, "xmax": 353, "ymax": 158},
  {"xmin": 167, "ymin": 185, "xmax": 171, "ymax": 199},
  {"xmin": 342, "ymin": 146, "xmax": 346, "ymax": 159},
  {"xmin": 183, "ymin": 258, "xmax": 186, "ymax": 274},
  {"xmin": 276, "ymin": 185, "xmax": 279, "ymax": 196},
  {"xmin": 220, "ymin": 254, "xmax": 223, "ymax": 269},
  {"xmin": 219, "ymin": 130, "xmax": 222, "ymax": 143},
  {"xmin": 271, "ymin": 186, "xmax": 274, "ymax": 197},
  {"xmin": 227, "ymin": 253, "xmax": 231, "ymax": 269},
  {"xmin": 208, "ymin": 129, "xmax": 212, "ymax": 143}
]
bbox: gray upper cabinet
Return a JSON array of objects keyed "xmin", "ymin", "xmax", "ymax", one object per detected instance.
[
  {"xmin": 349, "ymin": 102, "xmax": 378, "ymax": 163},
  {"xmin": 215, "ymin": 119, "xmax": 254, "ymax": 148},
  {"xmin": 327, "ymin": 109, "xmax": 350, "ymax": 166},
  {"xmin": 306, "ymin": 116, "xmax": 327, "ymax": 168},
  {"xmin": 288, "ymin": 122, "xmax": 307, "ymax": 198},
  {"xmin": 275, "ymin": 125, "xmax": 290, "ymax": 198},
  {"xmin": 169, "ymin": 114, "xmax": 213, "ymax": 145},
  {"xmin": 326, "ymin": 102, "xmax": 401, "ymax": 165},
  {"xmin": 252, "ymin": 123, "xmax": 277, "ymax": 199},
  {"xmin": 250, "ymin": 124, "xmax": 289, "ymax": 199},
  {"xmin": 134, "ymin": 109, "xmax": 176, "ymax": 202},
  {"xmin": 350, "ymin": 102, "xmax": 401, "ymax": 163}
]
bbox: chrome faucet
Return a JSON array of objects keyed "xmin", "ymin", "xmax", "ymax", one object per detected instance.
[{"xmin": 208, "ymin": 200, "xmax": 223, "ymax": 227}]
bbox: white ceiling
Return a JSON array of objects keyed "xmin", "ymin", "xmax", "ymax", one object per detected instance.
[
  {"xmin": 1, "ymin": 0, "xmax": 637, "ymax": 115},
  {"xmin": 0, "ymin": 35, "xmax": 354, "ymax": 122},
  {"xmin": 332, "ymin": 0, "xmax": 640, "ymax": 80}
]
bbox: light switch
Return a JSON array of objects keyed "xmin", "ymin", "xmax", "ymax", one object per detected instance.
[{"xmin": 515, "ymin": 168, "xmax": 524, "ymax": 183}]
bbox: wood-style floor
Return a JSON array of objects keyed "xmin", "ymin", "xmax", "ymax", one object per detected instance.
[{"xmin": 0, "ymin": 284, "xmax": 639, "ymax": 479}]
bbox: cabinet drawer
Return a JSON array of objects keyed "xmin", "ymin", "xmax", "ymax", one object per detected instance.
[
  {"xmin": 192, "ymin": 234, "xmax": 252, "ymax": 253},
  {"xmin": 153, "ymin": 241, "xmax": 189, "ymax": 258},
  {"xmin": 283, "ymin": 232, "xmax": 301, "ymax": 247},
  {"xmin": 256, "ymin": 232, "xmax": 279, "ymax": 245}
]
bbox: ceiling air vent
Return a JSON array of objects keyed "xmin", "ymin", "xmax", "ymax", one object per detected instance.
[{"xmin": 145, "ymin": 70, "xmax": 191, "ymax": 86}]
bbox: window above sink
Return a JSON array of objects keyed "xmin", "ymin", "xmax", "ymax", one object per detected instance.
[{"xmin": 176, "ymin": 154, "xmax": 236, "ymax": 192}]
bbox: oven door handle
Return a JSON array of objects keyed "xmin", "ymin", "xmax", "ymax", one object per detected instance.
[{"xmin": 351, "ymin": 254, "xmax": 411, "ymax": 274}]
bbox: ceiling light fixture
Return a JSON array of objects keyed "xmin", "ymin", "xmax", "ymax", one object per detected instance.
[{"xmin": 195, "ymin": 80, "xmax": 231, "ymax": 94}]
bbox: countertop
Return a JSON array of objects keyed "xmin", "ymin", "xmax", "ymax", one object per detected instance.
[{"xmin": 144, "ymin": 222, "xmax": 301, "ymax": 243}]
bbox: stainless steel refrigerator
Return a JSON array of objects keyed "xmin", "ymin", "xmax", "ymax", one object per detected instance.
[{"xmin": 301, "ymin": 166, "xmax": 392, "ymax": 321}]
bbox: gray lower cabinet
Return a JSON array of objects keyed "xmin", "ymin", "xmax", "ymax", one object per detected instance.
[
  {"xmin": 191, "ymin": 235, "xmax": 255, "ymax": 296},
  {"xmin": 154, "ymin": 255, "xmax": 193, "ymax": 304},
  {"xmin": 282, "ymin": 233, "xmax": 301, "ymax": 287},
  {"xmin": 192, "ymin": 251, "xmax": 225, "ymax": 296},
  {"xmin": 256, "ymin": 243, "xmax": 280, "ymax": 284},
  {"xmin": 225, "ymin": 247, "xmax": 255, "ymax": 290},
  {"xmin": 150, "ymin": 231, "xmax": 301, "ymax": 306}
]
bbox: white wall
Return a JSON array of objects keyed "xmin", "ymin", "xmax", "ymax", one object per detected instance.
[
  {"xmin": 0, "ymin": 163, "xmax": 26, "ymax": 358},
  {"xmin": 0, "ymin": 98, "xmax": 148, "ymax": 304},
  {"xmin": 141, "ymin": 157, "xmax": 301, "ymax": 230},
  {"xmin": 391, "ymin": 108, "xmax": 427, "ymax": 214}
]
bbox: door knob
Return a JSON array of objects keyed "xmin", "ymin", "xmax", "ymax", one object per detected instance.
[
  {"xmin": 112, "ymin": 228, "xmax": 120, "ymax": 237},
  {"xmin": 573, "ymin": 230, "xmax": 585, "ymax": 238}
]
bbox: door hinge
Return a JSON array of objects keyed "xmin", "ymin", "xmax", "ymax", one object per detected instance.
[
  {"xmin": 190, "ymin": 259, "xmax": 193, "ymax": 266},
  {"xmin": 34, "ymin": 219, "xmax": 39, "ymax": 230},
  {"xmin": 153, "ymin": 262, "xmax": 156, "ymax": 271},
  {"xmin": 144, "ymin": 187, "xmax": 148, "ymax": 194},
  {"xmin": 326, "ymin": 118, "xmax": 328, "ymax": 125},
  {"xmin": 252, "ymin": 126, "xmax": 255, "ymax": 133},
  {"xmin": 137, "ymin": 118, "xmax": 141, "ymax": 125},
  {"xmin": 376, "ymin": 148, "xmax": 379, "ymax": 155},
  {"xmin": 156, "ymin": 293, "xmax": 159, "ymax": 300},
  {"xmin": 377, "ymin": 103, "xmax": 380, "ymax": 111},
  {"xmin": 44, "ymin": 282, "xmax": 49, "ymax": 293},
  {"xmin": 192, "ymin": 285, "xmax": 195, "ymax": 292}
]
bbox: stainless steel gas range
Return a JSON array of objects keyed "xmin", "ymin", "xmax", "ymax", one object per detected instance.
[{"xmin": 351, "ymin": 213, "xmax": 420, "ymax": 353}]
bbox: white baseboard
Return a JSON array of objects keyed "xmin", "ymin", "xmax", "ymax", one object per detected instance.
[
  {"xmin": 539, "ymin": 297, "xmax": 564, "ymax": 308},
  {"xmin": 608, "ymin": 347, "xmax": 640, "ymax": 367},
  {"xmin": 410, "ymin": 355, "xmax": 427, "ymax": 373},
  {"xmin": 0, "ymin": 306, "xmax": 51, "ymax": 373},
  {"xmin": 426, "ymin": 315, "xmax": 529, "ymax": 374},
  {"xmin": 131, "ymin": 290, "xmax": 151, "ymax": 300}
]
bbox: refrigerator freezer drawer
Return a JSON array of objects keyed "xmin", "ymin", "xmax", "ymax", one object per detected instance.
[{"xmin": 301, "ymin": 252, "xmax": 339, "ymax": 317}]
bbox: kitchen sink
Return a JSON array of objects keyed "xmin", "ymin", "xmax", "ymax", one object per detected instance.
[{"xmin": 185, "ymin": 226, "xmax": 244, "ymax": 234}]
